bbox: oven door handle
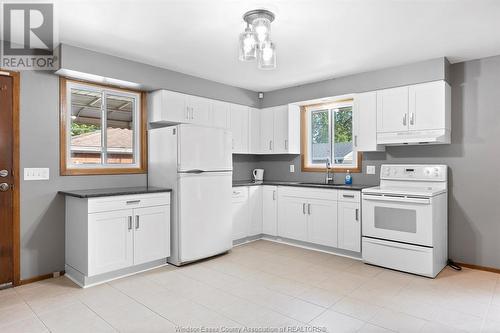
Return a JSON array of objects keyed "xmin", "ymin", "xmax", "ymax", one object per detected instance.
[{"xmin": 363, "ymin": 194, "xmax": 430, "ymax": 205}]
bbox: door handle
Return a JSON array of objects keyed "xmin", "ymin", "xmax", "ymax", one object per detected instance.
[
  {"xmin": 354, "ymin": 135, "xmax": 358, "ymax": 147},
  {"xmin": 410, "ymin": 112, "xmax": 415, "ymax": 125},
  {"xmin": 343, "ymin": 194, "xmax": 355, "ymax": 198},
  {"xmin": 403, "ymin": 113, "xmax": 407, "ymax": 126},
  {"xmin": 355, "ymin": 208, "xmax": 359, "ymax": 221},
  {"xmin": 284, "ymin": 139, "xmax": 288, "ymax": 150},
  {"xmin": 269, "ymin": 140, "xmax": 272, "ymax": 151},
  {"xmin": 128, "ymin": 216, "xmax": 132, "ymax": 231},
  {"xmin": 0, "ymin": 169, "xmax": 8, "ymax": 177},
  {"xmin": 308, "ymin": 204, "xmax": 311, "ymax": 215},
  {"xmin": 272, "ymin": 190, "xmax": 276, "ymax": 201},
  {"xmin": 135, "ymin": 216, "xmax": 140, "ymax": 229},
  {"xmin": 126, "ymin": 200, "xmax": 141, "ymax": 205},
  {"xmin": 302, "ymin": 203, "xmax": 306, "ymax": 215},
  {"xmin": 0, "ymin": 183, "xmax": 10, "ymax": 192},
  {"xmin": 186, "ymin": 107, "xmax": 190, "ymax": 120}
]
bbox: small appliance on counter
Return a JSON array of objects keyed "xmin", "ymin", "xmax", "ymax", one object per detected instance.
[
  {"xmin": 361, "ymin": 164, "xmax": 448, "ymax": 278},
  {"xmin": 252, "ymin": 168, "xmax": 264, "ymax": 182}
]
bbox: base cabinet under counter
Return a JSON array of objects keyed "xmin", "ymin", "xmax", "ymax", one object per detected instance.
[{"xmin": 63, "ymin": 191, "xmax": 171, "ymax": 287}]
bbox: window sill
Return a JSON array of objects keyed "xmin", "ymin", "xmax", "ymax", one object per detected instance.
[{"xmin": 60, "ymin": 167, "xmax": 147, "ymax": 176}]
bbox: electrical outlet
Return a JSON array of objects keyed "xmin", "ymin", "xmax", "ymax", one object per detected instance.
[
  {"xmin": 24, "ymin": 168, "xmax": 50, "ymax": 180},
  {"xmin": 366, "ymin": 165, "xmax": 376, "ymax": 175},
  {"xmin": 289, "ymin": 164, "xmax": 295, "ymax": 173}
]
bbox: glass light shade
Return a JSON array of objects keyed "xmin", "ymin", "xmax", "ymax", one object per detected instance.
[
  {"xmin": 238, "ymin": 27, "xmax": 257, "ymax": 61},
  {"xmin": 258, "ymin": 41, "xmax": 276, "ymax": 70},
  {"xmin": 252, "ymin": 17, "xmax": 271, "ymax": 44}
]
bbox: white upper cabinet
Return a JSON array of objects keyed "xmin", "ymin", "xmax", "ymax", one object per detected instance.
[
  {"xmin": 376, "ymin": 81, "xmax": 451, "ymax": 145},
  {"xmin": 376, "ymin": 86, "xmax": 409, "ymax": 133},
  {"xmin": 409, "ymin": 81, "xmax": 450, "ymax": 131},
  {"xmin": 260, "ymin": 107, "xmax": 275, "ymax": 153},
  {"xmin": 187, "ymin": 95, "xmax": 211, "ymax": 126},
  {"xmin": 148, "ymin": 90, "xmax": 188, "ymax": 124},
  {"xmin": 229, "ymin": 104, "xmax": 249, "ymax": 153},
  {"xmin": 353, "ymin": 91, "xmax": 385, "ymax": 152},
  {"xmin": 249, "ymin": 107, "xmax": 261, "ymax": 154},
  {"xmin": 211, "ymin": 100, "xmax": 231, "ymax": 129}
]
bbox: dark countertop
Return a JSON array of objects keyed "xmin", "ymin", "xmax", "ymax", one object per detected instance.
[
  {"xmin": 58, "ymin": 187, "xmax": 172, "ymax": 199},
  {"xmin": 232, "ymin": 180, "xmax": 374, "ymax": 191}
]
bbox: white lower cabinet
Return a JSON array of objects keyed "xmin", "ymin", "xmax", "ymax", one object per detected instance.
[
  {"xmin": 232, "ymin": 187, "xmax": 249, "ymax": 241},
  {"xmin": 65, "ymin": 192, "xmax": 171, "ymax": 287},
  {"xmin": 307, "ymin": 199, "xmax": 338, "ymax": 248},
  {"xmin": 262, "ymin": 186, "xmax": 278, "ymax": 236},
  {"xmin": 277, "ymin": 195, "xmax": 309, "ymax": 242},
  {"xmin": 338, "ymin": 201, "xmax": 361, "ymax": 252},
  {"xmin": 248, "ymin": 186, "xmax": 263, "ymax": 237}
]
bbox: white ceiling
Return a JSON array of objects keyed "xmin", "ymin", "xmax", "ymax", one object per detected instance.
[{"xmin": 56, "ymin": 0, "xmax": 500, "ymax": 92}]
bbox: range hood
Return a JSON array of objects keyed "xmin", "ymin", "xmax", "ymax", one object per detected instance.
[{"xmin": 377, "ymin": 129, "xmax": 450, "ymax": 145}]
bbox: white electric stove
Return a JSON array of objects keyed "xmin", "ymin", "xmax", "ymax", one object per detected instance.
[{"xmin": 361, "ymin": 164, "xmax": 448, "ymax": 278}]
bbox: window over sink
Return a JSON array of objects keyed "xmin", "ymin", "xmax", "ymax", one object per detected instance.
[{"xmin": 301, "ymin": 99, "xmax": 362, "ymax": 172}]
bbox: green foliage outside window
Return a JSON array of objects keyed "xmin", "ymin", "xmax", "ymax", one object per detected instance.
[{"xmin": 71, "ymin": 122, "xmax": 99, "ymax": 137}]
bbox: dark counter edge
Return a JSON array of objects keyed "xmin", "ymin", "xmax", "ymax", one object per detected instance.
[
  {"xmin": 58, "ymin": 186, "xmax": 172, "ymax": 199},
  {"xmin": 232, "ymin": 181, "xmax": 374, "ymax": 191}
]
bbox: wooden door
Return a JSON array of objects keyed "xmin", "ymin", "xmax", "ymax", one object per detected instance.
[{"xmin": 0, "ymin": 75, "xmax": 14, "ymax": 286}]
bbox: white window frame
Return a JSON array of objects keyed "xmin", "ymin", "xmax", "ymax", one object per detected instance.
[
  {"xmin": 65, "ymin": 80, "xmax": 141, "ymax": 170},
  {"xmin": 304, "ymin": 99, "xmax": 358, "ymax": 170}
]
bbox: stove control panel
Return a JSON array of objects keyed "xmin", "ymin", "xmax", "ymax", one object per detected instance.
[{"xmin": 380, "ymin": 165, "xmax": 447, "ymax": 181}]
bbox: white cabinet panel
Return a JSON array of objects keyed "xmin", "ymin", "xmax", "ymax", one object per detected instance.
[
  {"xmin": 88, "ymin": 209, "xmax": 134, "ymax": 276},
  {"xmin": 249, "ymin": 108, "xmax": 261, "ymax": 154},
  {"xmin": 376, "ymin": 86, "xmax": 409, "ymax": 133},
  {"xmin": 278, "ymin": 195, "xmax": 308, "ymax": 242},
  {"xmin": 232, "ymin": 187, "xmax": 249, "ymax": 241},
  {"xmin": 307, "ymin": 199, "xmax": 338, "ymax": 248},
  {"xmin": 262, "ymin": 186, "xmax": 278, "ymax": 236},
  {"xmin": 338, "ymin": 201, "xmax": 361, "ymax": 252},
  {"xmin": 148, "ymin": 90, "xmax": 188, "ymax": 124},
  {"xmin": 133, "ymin": 205, "xmax": 171, "ymax": 265},
  {"xmin": 409, "ymin": 81, "xmax": 448, "ymax": 131},
  {"xmin": 212, "ymin": 100, "xmax": 230, "ymax": 129},
  {"xmin": 353, "ymin": 91, "xmax": 385, "ymax": 152},
  {"xmin": 248, "ymin": 186, "xmax": 263, "ymax": 236},
  {"xmin": 188, "ymin": 95, "xmax": 211, "ymax": 126},
  {"xmin": 273, "ymin": 105, "xmax": 289, "ymax": 153},
  {"xmin": 230, "ymin": 104, "xmax": 249, "ymax": 153},
  {"xmin": 260, "ymin": 108, "xmax": 275, "ymax": 153}
]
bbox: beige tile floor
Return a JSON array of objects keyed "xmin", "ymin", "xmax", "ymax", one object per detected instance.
[{"xmin": 1, "ymin": 240, "xmax": 500, "ymax": 332}]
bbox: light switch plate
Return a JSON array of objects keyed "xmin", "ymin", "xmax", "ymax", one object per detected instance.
[
  {"xmin": 24, "ymin": 168, "xmax": 50, "ymax": 180},
  {"xmin": 366, "ymin": 165, "xmax": 376, "ymax": 175},
  {"xmin": 289, "ymin": 164, "xmax": 295, "ymax": 173}
]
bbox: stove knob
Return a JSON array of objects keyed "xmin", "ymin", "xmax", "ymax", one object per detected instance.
[
  {"xmin": 434, "ymin": 167, "xmax": 440, "ymax": 177},
  {"xmin": 424, "ymin": 168, "xmax": 432, "ymax": 176},
  {"xmin": 384, "ymin": 168, "xmax": 391, "ymax": 176}
]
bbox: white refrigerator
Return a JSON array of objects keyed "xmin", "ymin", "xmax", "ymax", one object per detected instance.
[{"xmin": 148, "ymin": 124, "xmax": 233, "ymax": 265}]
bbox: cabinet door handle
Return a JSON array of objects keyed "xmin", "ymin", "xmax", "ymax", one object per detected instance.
[
  {"xmin": 269, "ymin": 140, "xmax": 272, "ymax": 151},
  {"xmin": 355, "ymin": 208, "xmax": 359, "ymax": 221},
  {"xmin": 343, "ymin": 194, "xmax": 355, "ymax": 198},
  {"xmin": 190, "ymin": 107, "xmax": 194, "ymax": 120},
  {"xmin": 272, "ymin": 190, "xmax": 276, "ymax": 201},
  {"xmin": 135, "ymin": 215, "xmax": 140, "ymax": 229},
  {"xmin": 186, "ymin": 107, "xmax": 190, "ymax": 120},
  {"xmin": 302, "ymin": 203, "xmax": 306, "ymax": 215},
  {"xmin": 410, "ymin": 112, "xmax": 415, "ymax": 125},
  {"xmin": 128, "ymin": 216, "xmax": 132, "ymax": 230},
  {"xmin": 126, "ymin": 200, "xmax": 141, "ymax": 205},
  {"xmin": 403, "ymin": 113, "xmax": 407, "ymax": 126},
  {"xmin": 354, "ymin": 135, "xmax": 358, "ymax": 147},
  {"xmin": 284, "ymin": 139, "xmax": 288, "ymax": 150},
  {"xmin": 308, "ymin": 203, "xmax": 311, "ymax": 215}
]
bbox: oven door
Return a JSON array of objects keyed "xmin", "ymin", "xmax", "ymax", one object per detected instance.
[{"xmin": 362, "ymin": 193, "xmax": 433, "ymax": 246}]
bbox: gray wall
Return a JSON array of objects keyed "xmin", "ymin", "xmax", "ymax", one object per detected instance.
[
  {"xmin": 20, "ymin": 71, "xmax": 147, "ymax": 279},
  {"xmin": 235, "ymin": 55, "xmax": 500, "ymax": 269},
  {"xmin": 58, "ymin": 44, "xmax": 260, "ymax": 107},
  {"xmin": 262, "ymin": 58, "xmax": 449, "ymax": 107}
]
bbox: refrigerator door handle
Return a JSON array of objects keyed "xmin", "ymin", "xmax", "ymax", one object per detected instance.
[{"xmin": 184, "ymin": 169, "xmax": 206, "ymax": 174}]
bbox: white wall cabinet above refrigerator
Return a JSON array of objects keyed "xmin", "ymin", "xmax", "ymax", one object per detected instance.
[
  {"xmin": 376, "ymin": 80, "xmax": 451, "ymax": 145},
  {"xmin": 148, "ymin": 90, "xmax": 211, "ymax": 126}
]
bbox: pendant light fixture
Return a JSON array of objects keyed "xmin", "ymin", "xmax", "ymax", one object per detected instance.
[{"xmin": 238, "ymin": 9, "xmax": 276, "ymax": 70}]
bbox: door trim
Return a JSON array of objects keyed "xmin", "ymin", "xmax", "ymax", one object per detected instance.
[{"xmin": 0, "ymin": 69, "xmax": 20, "ymax": 286}]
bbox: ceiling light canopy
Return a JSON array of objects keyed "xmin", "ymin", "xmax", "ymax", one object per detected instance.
[{"xmin": 238, "ymin": 9, "xmax": 276, "ymax": 70}]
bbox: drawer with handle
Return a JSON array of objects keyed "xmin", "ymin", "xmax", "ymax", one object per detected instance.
[
  {"xmin": 88, "ymin": 192, "xmax": 171, "ymax": 213},
  {"xmin": 338, "ymin": 190, "xmax": 360, "ymax": 203}
]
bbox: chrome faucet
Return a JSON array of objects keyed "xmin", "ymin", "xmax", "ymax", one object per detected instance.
[{"xmin": 325, "ymin": 159, "xmax": 333, "ymax": 184}]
